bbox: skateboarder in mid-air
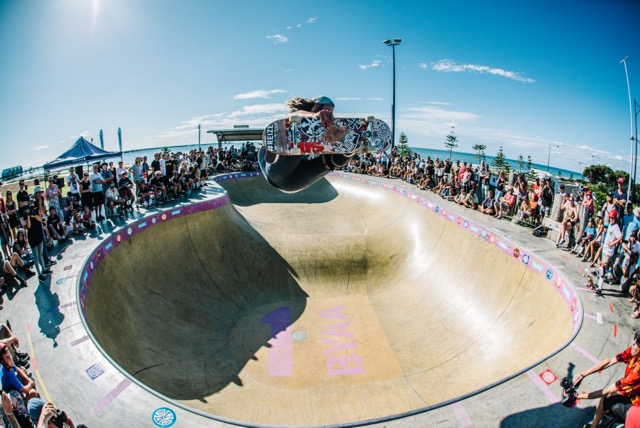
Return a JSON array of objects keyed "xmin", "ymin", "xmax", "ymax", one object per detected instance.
[{"xmin": 258, "ymin": 96, "xmax": 353, "ymax": 193}]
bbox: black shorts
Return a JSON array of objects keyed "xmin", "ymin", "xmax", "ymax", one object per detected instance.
[
  {"xmin": 603, "ymin": 394, "xmax": 632, "ymax": 423},
  {"xmin": 92, "ymin": 191, "xmax": 105, "ymax": 207},
  {"xmin": 81, "ymin": 194, "xmax": 93, "ymax": 209}
]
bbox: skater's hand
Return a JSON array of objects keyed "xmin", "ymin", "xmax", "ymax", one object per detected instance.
[{"xmin": 316, "ymin": 109, "xmax": 335, "ymax": 128}]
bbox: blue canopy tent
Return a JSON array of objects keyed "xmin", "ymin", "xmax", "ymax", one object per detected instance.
[{"xmin": 44, "ymin": 137, "xmax": 122, "ymax": 171}]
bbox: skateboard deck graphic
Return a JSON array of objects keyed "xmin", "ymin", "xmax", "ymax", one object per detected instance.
[{"xmin": 263, "ymin": 116, "xmax": 392, "ymax": 155}]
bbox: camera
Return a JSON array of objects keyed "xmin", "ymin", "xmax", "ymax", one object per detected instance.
[
  {"xmin": 21, "ymin": 204, "xmax": 35, "ymax": 218},
  {"xmin": 50, "ymin": 409, "xmax": 68, "ymax": 427},
  {"xmin": 560, "ymin": 376, "xmax": 579, "ymax": 407}
]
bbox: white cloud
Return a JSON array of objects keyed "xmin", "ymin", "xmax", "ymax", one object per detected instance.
[
  {"xmin": 228, "ymin": 103, "xmax": 288, "ymax": 118},
  {"xmin": 307, "ymin": 17, "xmax": 317, "ymax": 24},
  {"xmin": 33, "ymin": 145, "xmax": 49, "ymax": 151},
  {"xmin": 267, "ymin": 34, "xmax": 288, "ymax": 44},
  {"xmin": 429, "ymin": 59, "xmax": 535, "ymax": 83},
  {"xmin": 403, "ymin": 105, "xmax": 481, "ymax": 124},
  {"xmin": 359, "ymin": 60, "xmax": 381, "ymax": 70},
  {"xmin": 234, "ymin": 89, "xmax": 286, "ymax": 100}
]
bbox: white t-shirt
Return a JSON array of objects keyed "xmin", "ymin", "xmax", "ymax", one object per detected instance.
[
  {"xmin": 66, "ymin": 173, "xmax": 80, "ymax": 194},
  {"xmin": 602, "ymin": 223, "xmax": 622, "ymax": 257}
]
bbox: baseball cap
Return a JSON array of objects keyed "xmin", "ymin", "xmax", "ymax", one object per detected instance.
[
  {"xmin": 33, "ymin": 185, "xmax": 44, "ymax": 194},
  {"xmin": 609, "ymin": 210, "xmax": 618, "ymax": 220}
]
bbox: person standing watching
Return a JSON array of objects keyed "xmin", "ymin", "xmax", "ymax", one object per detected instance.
[
  {"xmin": 25, "ymin": 207, "xmax": 49, "ymax": 283},
  {"xmin": 89, "ymin": 163, "xmax": 106, "ymax": 221}
]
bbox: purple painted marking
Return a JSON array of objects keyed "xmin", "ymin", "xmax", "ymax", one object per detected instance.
[
  {"xmin": 324, "ymin": 341, "xmax": 356, "ymax": 356},
  {"xmin": 318, "ymin": 305, "xmax": 348, "ymax": 320},
  {"xmin": 93, "ymin": 378, "xmax": 132, "ymax": 415},
  {"xmin": 571, "ymin": 342, "xmax": 601, "ymax": 365},
  {"xmin": 321, "ymin": 315, "xmax": 353, "ymax": 337},
  {"xmin": 452, "ymin": 402, "xmax": 472, "ymax": 427},
  {"xmin": 527, "ymin": 369, "xmax": 560, "ymax": 404},
  {"xmin": 327, "ymin": 355, "xmax": 364, "ymax": 376},
  {"xmin": 70, "ymin": 335, "xmax": 89, "ymax": 347},
  {"xmin": 261, "ymin": 307, "xmax": 293, "ymax": 377}
]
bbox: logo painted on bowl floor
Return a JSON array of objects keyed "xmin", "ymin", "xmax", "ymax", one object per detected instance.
[{"xmin": 152, "ymin": 407, "xmax": 176, "ymax": 427}]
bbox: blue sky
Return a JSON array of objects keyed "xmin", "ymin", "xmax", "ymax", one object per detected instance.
[{"xmin": 1, "ymin": 0, "xmax": 639, "ymax": 175}]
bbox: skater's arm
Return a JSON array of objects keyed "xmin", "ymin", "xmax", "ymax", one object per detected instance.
[{"xmin": 290, "ymin": 109, "xmax": 334, "ymax": 128}]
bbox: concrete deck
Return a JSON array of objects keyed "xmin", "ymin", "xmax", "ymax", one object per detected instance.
[{"xmin": 2, "ymin": 171, "xmax": 635, "ymax": 427}]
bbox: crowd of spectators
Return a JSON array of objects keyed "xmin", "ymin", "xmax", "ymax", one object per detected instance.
[
  {"xmin": 0, "ymin": 143, "xmax": 263, "ymax": 427},
  {"xmin": 0, "ymin": 142, "xmax": 637, "ymax": 426},
  {"xmin": 0, "ymin": 144, "xmax": 259, "ymax": 279},
  {"xmin": 337, "ymin": 147, "xmax": 640, "ymax": 426}
]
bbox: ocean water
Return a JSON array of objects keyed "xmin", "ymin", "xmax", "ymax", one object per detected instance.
[
  {"xmin": 44, "ymin": 142, "xmax": 583, "ymax": 180},
  {"xmin": 410, "ymin": 147, "xmax": 583, "ymax": 180}
]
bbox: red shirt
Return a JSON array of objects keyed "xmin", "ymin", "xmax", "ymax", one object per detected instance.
[
  {"xmin": 616, "ymin": 346, "xmax": 640, "ymax": 405},
  {"xmin": 503, "ymin": 193, "xmax": 516, "ymax": 207}
]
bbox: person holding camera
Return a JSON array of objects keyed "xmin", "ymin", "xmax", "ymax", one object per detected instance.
[
  {"xmin": 29, "ymin": 401, "xmax": 83, "ymax": 428},
  {"xmin": 65, "ymin": 167, "xmax": 80, "ymax": 199},
  {"xmin": 574, "ymin": 329, "xmax": 640, "ymax": 427}
]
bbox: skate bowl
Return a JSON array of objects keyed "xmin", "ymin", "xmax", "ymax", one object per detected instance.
[{"xmin": 80, "ymin": 172, "xmax": 580, "ymax": 427}]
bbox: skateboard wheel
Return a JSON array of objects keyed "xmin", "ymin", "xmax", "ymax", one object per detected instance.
[
  {"xmin": 290, "ymin": 115, "xmax": 300, "ymax": 123},
  {"xmin": 290, "ymin": 147, "xmax": 301, "ymax": 155},
  {"xmin": 366, "ymin": 116, "xmax": 375, "ymax": 122}
]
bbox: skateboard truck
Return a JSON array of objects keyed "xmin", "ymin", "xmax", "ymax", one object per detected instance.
[
  {"xmin": 362, "ymin": 116, "xmax": 376, "ymax": 153},
  {"xmin": 289, "ymin": 115, "xmax": 302, "ymax": 155}
]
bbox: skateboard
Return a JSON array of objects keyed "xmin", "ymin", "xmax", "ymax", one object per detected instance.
[{"xmin": 263, "ymin": 116, "xmax": 392, "ymax": 155}]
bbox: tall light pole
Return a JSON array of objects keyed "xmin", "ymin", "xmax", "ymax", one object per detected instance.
[
  {"xmin": 621, "ymin": 56, "xmax": 634, "ymax": 200},
  {"xmin": 546, "ymin": 142, "xmax": 559, "ymax": 172},
  {"xmin": 634, "ymin": 99, "xmax": 639, "ymax": 202},
  {"xmin": 383, "ymin": 38, "xmax": 401, "ymax": 149}
]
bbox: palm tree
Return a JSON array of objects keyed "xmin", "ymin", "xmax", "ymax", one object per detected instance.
[
  {"xmin": 472, "ymin": 144, "xmax": 487, "ymax": 165},
  {"xmin": 444, "ymin": 126, "xmax": 458, "ymax": 160}
]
